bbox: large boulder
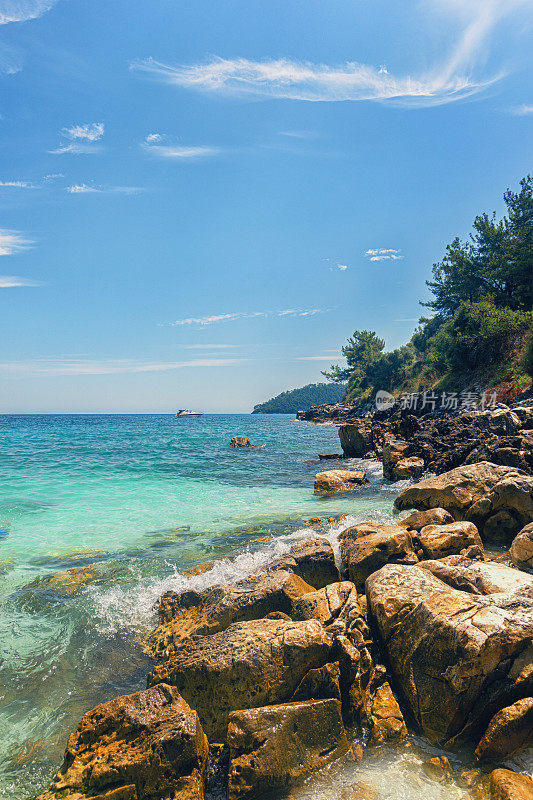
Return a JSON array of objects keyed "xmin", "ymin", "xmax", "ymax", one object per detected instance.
[
  {"xmin": 366, "ymin": 563, "xmax": 533, "ymax": 745},
  {"xmin": 417, "ymin": 521, "xmax": 483, "ymax": 559},
  {"xmin": 38, "ymin": 684, "xmax": 209, "ymax": 800},
  {"xmin": 269, "ymin": 537, "xmax": 340, "ymax": 588},
  {"xmin": 339, "ymin": 523, "xmax": 418, "ymax": 588},
  {"xmin": 510, "ymin": 522, "xmax": 533, "ymax": 572},
  {"xmin": 474, "ymin": 697, "xmax": 533, "ymax": 763},
  {"xmin": 395, "ymin": 462, "xmax": 533, "ymax": 540},
  {"xmin": 338, "ymin": 421, "xmax": 373, "ymax": 458},
  {"xmin": 147, "ymin": 618, "xmax": 331, "ymax": 741},
  {"xmin": 489, "ymin": 769, "xmax": 533, "ymax": 800},
  {"xmin": 226, "ymin": 699, "xmax": 349, "ymax": 800},
  {"xmin": 399, "ymin": 508, "xmax": 454, "ymax": 531},
  {"xmin": 314, "ymin": 469, "xmax": 368, "ymax": 494},
  {"xmin": 419, "ymin": 556, "xmax": 533, "ymax": 596},
  {"xmin": 146, "ymin": 570, "xmax": 315, "ymax": 658}
]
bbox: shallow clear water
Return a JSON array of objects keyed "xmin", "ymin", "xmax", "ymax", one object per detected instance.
[{"xmin": 0, "ymin": 413, "xmax": 404, "ymax": 799}]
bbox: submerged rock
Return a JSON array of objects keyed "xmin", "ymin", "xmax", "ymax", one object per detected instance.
[
  {"xmin": 339, "ymin": 523, "xmax": 417, "ymax": 588},
  {"xmin": 474, "ymin": 697, "xmax": 533, "ymax": 763},
  {"xmin": 146, "ymin": 570, "xmax": 315, "ymax": 657},
  {"xmin": 38, "ymin": 684, "xmax": 208, "ymax": 800},
  {"xmin": 366, "ymin": 563, "xmax": 533, "ymax": 745},
  {"xmin": 226, "ymin": 699, "xmax": 349, "ymax": 800},
  {"xmin": 147, "ymin": 618, "xmax": 331, "ymax": 741},
  {"xmin": 314, "ymin": 469, "xmax": 368, "ymax": 494},
  {"xmin": 395, "ymin": 461, "xmax": 533, "ymax": 540}
]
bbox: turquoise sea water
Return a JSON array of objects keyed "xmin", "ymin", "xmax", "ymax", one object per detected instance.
[{"xmin": 0, "ymin": 414, "xmax": 412, "ymax": 798}]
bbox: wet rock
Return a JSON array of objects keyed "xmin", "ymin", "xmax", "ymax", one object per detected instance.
[
  {"xmin": 474, "ymin": 698, "xmax": 533, "ymax": 763},
  {"xmin": 418, "ymin": 521, "xmax": 484, "ymax": 559},
  {"xmin": 230, "ymin": 437, "xmax": 252, "ymax": 448},
  {"xmin": 457, "ymin": 768, "xmax": 483, "ymax": 789},
  {"xmin": 226, "ymin": 699, "xmax": 349, "ymax": 800},
  {"xmin": 148, "ymin": 618, "xmax": 331, "ymax": 741},
  {"xmin": 350, "ymin": 781, "xmax": 380, "ymax": 800},
  {"xmin": 38, "ymin": 684, "xmax": 208, "ymax": 800},
  {"xmin": 510, "ymin": 522, "xmax": 533, "ymax": 572},
  {"xmin": 418, "ymin": 557, "xmax": 533, "ymax": 595},
  {"xmin": 367, "ymin": 682, "xmax": 407, "ymax": 744},
  {"xmin": 146, "ymin": 570, "xmax": 315, "ymax": 657},
  {"xmin": 269, "ymin": 537, "xmax": 340, "ymax": 588},
  {"xmin": 395, "ymin": 462, "xmax": 533, "ymax": 540},
  {"xmin": 382, "ymin": 438, "xmax": 410, "ymax": 480},
  {"xmin": 290, "ymin": 662, "xmax": 342, "ymax": 701},
  {"xmin": 392, "ymin": 457, "xmax": 425, "ymax": 480},
  {"xmin": 489, "ymin": 769, "xmax": 533, "ymax": 800},
  {"xmin": 398, "ymin": 508, "xmax": 455, "ymax": 531},
  {"xmin": 423, "ymin": 756, "xmax": 453, "ymax": 782},
  {"xmin": 366, "ymin": 563, "xmax": 533, "ymax": 745},
  {"xmin": 314, "ymin": 469, "xmax": 368, "ymax": 494},
  {"xmin": 340, "ymin": 523, "xmax": 417, "ymax": 588},
  {"xmin": 339, "ymin": 422, "xmax": 374, "ymax": 458}
]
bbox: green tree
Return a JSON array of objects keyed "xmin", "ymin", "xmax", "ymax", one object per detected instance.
[{"xmin": 322, "ymin": 330, "xmax": 385, "ymax": 386}]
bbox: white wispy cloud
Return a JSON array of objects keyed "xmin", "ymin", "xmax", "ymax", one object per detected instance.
[
  {"xmin": 163, "ymin": 309, "xmax": 326, "ymax": 327},
  {"xmin": 510, "ymin": 103, "xmax": 533, "ymax": 115},
  {"xmin": 0, "ymin": 179, "xmax": 39, "ymax": 188},
  {"xmin": 336, "ymin": 264, "xmax": 348, "ymax": 271},
  {"xmin": 141, "ymin": 134, "xmax": 220, "ymax": 160},
  {"xmin": 278, "ymin": 130, "xmax": 317, "ymax": 139},
  {"xmin": 0, "ymin": 357, "xmax": 241, "ymax": 376},
  {"xmin": 365, "ymin": 248, "xmax": 403, "ymax": 262},
  {"xmin": 0, "ymin": 0, "xmax": 58, "ymax": 24},
  {"xmin": 0, "ymin": 275, "xmax": 40, "ymax": 287},
  {"xmin": 0, "ymin": 229, "xmax": 32, "ymax": 255},
  {"xmin": 67, "ymin": 183, "xmax": 142, "ymax": 195},
  {"xmin": 50, "ymin": 122, "xmax": 105, "ymax": 155},
  {"xmin": 131, "ymin": 2, "xmax": 526, "ymax": 107}
]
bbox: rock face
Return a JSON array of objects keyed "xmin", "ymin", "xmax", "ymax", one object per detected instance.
[
  {"xmin": 489, "ymin": 769, "xmax": 533, "ymax": 800},
  {"xmin": 339, "ymin": 422, "xmax": 373, "ymax": 458},
  {"xmin": 226, "ymin": 699, "xmax": 349, "ymax": 800},
  {"xmin": 314, "ymin": 469, "xmax": 368, "ymax": 494},
  {"xmin": 38, "ymin": 684, "xmax": 209, "ymax": 800},
  {"xmin": 417, "ymin": 521, "xmax": 483, "ymax": 559},
  {"xmin": 382, "ymin": 438, "xmax": 410, "ymax": 480},
  {"xmin": 269, "ymin": 537, "xmax": 340, "ymax": 588},
  {"xmin": 392, "ymin": 457, "xmax": 425, "ymax": 480},
  {"xmin": 474, "ymin": 698, "xmax": 533, "ymax": 763},
  {"xmin": 395, "ymin": 462, "xmax": 533, "ymax": 540},
  {"xmin": 418, "ymin": 556, "xmax": 533, "ymax": 595},
  {"xmin": 148, "ymin": 618, "xmax": 331, "ymax": 741},
  {"xmin": 230, "ymin": 437, "xmax": 252, "ymax": 448},
  {"xmin": 510, "ymin": 522, "xmax": 533, "ymax": 572},
  {"xmin": 146, "ymin": 570, "xmax": 315, "ymax": 658},
  {"xmin": 340, "ymin": 523, "xmax": 418, "ymax": 588},
  {"xmin": 366, "ymin": 563, "xmax": 533, "ymax": 745}
]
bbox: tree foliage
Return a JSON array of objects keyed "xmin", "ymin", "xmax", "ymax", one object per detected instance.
[{"xmin": 252, "ymin": 382, "xmax": 346, "ymax": 414}]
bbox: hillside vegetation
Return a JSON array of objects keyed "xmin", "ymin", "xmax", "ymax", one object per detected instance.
[
  {"xmin": 323, "ymin": 176, "xmax": 533, "ymax": 403},
  {"xmin": 252, "ymin": 382, "xmax": 346, "ymax": 414}
]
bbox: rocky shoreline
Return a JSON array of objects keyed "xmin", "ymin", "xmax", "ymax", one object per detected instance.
[{"xmin": 38, "ymin": 413, "xmax": 533, "ymax": 800}]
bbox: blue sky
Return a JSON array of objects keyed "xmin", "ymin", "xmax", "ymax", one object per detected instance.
[{"xmin": 0, "ymin": 0, "xmax": 532, "ymax": 412}]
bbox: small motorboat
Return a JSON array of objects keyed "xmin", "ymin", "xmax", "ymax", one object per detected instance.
[{"xmin": 174, "ymin": 409, "xmax": 203, "ymax": 417}]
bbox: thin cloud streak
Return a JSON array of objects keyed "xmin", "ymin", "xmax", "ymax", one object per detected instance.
[
  {"xmin": 365, "ymin": 248, "xmax": 403, "ymax": 262},
  {"xmin": 0, "ymin": 0, "xmax": 58, "ymax": 24},
  {"xmin": 0, "ymin": 275, "xmax": 41, "ymax": 287},
  {"xmin": 50, "ymin": 122, "xmax": 105, "ymax": 155},
  {"xmin": 510, "ymin": 104, "xmax": 533, "ymax": 115},
  {"xmin": 0, "ymin": 229, "xmax": 33, "ymax": 255},
  {"xmin": 163, "ymin": 309, "xmax": 327, "ymax": 327},
  {"xmin": 0, "ymin": 180, "xmax": 39, "ymax": 188},
  {"xmin": 141, "ymin": 135, "xmax": 220, "ymax": 160},
  {"xmin": 67, "ymin": 183, "xmax": 142, "ymax": 195},
  {"xmin": 0, "ymin": 357, "xmax": 242, "ymax": 376}
]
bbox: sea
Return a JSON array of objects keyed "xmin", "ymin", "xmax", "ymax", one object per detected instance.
[{"xmin": 0, "ymin": 413, "xmax": 529, "ymax": 799}]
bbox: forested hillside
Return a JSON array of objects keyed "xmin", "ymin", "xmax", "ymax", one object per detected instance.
[
  {"xmin": 323, "ymin": 176, "xmax": 533, "ymax": 403},
  {"xmin": 252, "ymin": 382, "xmax": 346, "ymax": 413}
]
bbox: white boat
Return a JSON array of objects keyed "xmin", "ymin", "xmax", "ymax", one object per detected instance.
[{"xmin": 174, "ymin": 409, "xmax": 203, "ymax": 417}]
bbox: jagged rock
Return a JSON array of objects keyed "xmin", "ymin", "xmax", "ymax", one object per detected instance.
[
  {"xmin": 230, "ymin": 437, "xmax": 252, "ymax": 448},
  {"xmin": 367, "ymin": 682, "xmax": 407, "ymax": 744},
  {"xmin": 395, "ymin": 462, "xmax": 533, "ymax": 540},
  {"xmin": 269, "ymin": 538, "xmax": 340, "ymax": 588},
  {"xmin": 226, "ymin": 699, "xmax": 349, "ymax": 800},
  {"xmin": 489, "ymin": 769, "xmax": 533, "ymax": 800},
  {"xmin": 398, "ymin": 507, "xmax": 455, "ymax": 531},
  {"xmin": 292, "ymin": 581, "xmax": 356, "ymax": 626},
  {"xmin": 382, "ymin": 438, "xmax": 410, "ymax": 480},
  {"xmin": 366, "ymin": 563, "xmax": 533, "ymax": 745},
  {"xmin": 148, "ymin": 618, "xmax": 331, "ymax": 741},
  {"xmin": 314, "ymin": 469, "xmax": 368, "ymax": 494},
  {"xmin": 418, "ymin": 556, "xmax": 533, "ymax": 595},
  {"xmin": 339, "ymin": 523, "xmax": 417, "ymax": 588},
  {"xmin": 290, "ymin": 662, "xmax": 341, "ymax": 701},
  {"xmin": 339, "ymin": 422, "xmax": 374, "ymax": 458},
  {"xmin": 418, "ymin": 521, "xmax": 484, "ymax": 559},
  {"xmin": 146, "ymin": 570, "xmax": 315, "ymax": 658},
  {"xmin": 38, "ymin": 684, "xmax": 209, "ymax": 800},
  {"xmin": 392, "ymin": 457, "xmax": 425, "ymax": 480},
  {"xmin": 510, "ymin": 522, "xmax": 533, "ymax": 572},
  {"xmin": 474, "ymin": 698, "xmax": 533, "ymax": 763}
]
